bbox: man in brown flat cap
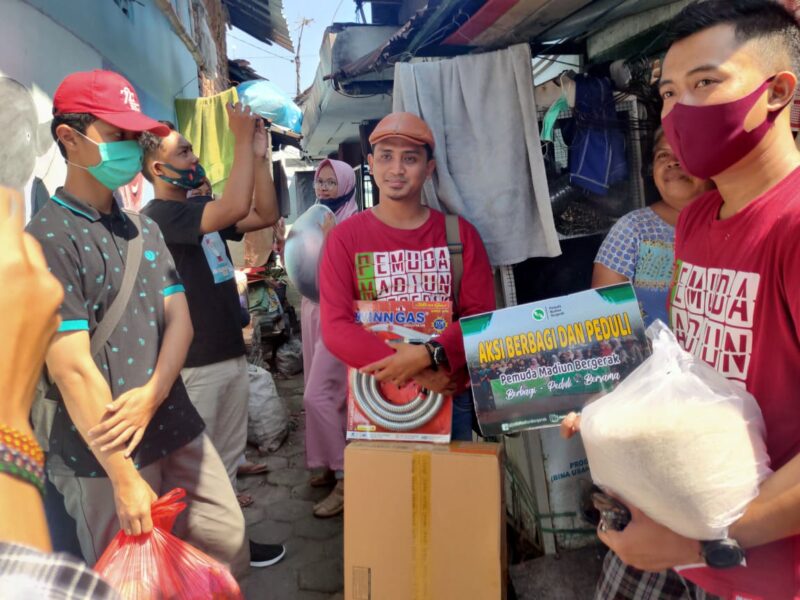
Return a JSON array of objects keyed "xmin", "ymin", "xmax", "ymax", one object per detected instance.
[{"xmin": 318, "ymin": 112, "xmax": 495, "ymax": 450}]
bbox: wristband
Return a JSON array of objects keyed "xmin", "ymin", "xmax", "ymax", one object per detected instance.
[{"xmin": 0, "ymin": 424, "xmax": 45, "ymax": 497}]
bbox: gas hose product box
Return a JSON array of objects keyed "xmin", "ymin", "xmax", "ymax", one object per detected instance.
[
  {"xmin": 462, "ymin": 283, "xmax": 649, "ymax": 436},
  {"xmin": 344, "ymin": 442, "xmax": 506, "ymax": 600},
  {"xmin": 347, "ymin": 301, "xmax": 453, "ymax": 443}
]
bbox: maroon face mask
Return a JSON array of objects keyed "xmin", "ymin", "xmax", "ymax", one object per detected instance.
[{"xmin": 662, "ymin": 78, "xmax": 785, "ymax": 179}]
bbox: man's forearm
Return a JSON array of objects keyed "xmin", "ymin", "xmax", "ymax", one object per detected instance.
[
  {"xmin": 218, "ymin": 141, "xmax": 255, "ymax": 219},
  {"xmin": 0, "ymin": 474, "xmax": 51, "ymax": 551},
  {"xmin": 54, "ymin": 364, "xmax": 139, "ymax": 485},
  {"xmin": 729, "ymin": 453, "xmax": 800, "ymax": 548}
]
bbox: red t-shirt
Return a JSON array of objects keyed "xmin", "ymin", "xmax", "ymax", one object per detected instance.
[
  {"xmin": 670, "ymin": 167, "xmax": 800, "ymax": 599},
  {"xmin": 319, "ymin": 208, "xmax": 495, "ymax": 377}
]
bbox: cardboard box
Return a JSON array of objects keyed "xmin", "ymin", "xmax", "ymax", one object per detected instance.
[
  {"xmin": 344, "ymin": 442, "xmax": 506, "ymax": 600},
  {"xmin": 347, "ymin": 301, "xmax": 453, "ymax": 443},
  {"xmin": 461, "ymin": 283, "xmax": 649, "ymax": 436}
]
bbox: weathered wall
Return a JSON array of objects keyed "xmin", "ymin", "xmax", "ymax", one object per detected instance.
[
  {"xmin": 0, "ymin": 0, "xmax": 201, "ymax": 220},
  {"xmin": 199, "ymin": 0, "xmax": 230, "ymax": 94}
]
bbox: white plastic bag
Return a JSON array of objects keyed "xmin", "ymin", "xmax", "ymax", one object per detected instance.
[
  {"xmin": 581, "ymin": 321, "xmax": 771, "ymax": 540},
  {"xmin": 247, "ymin": 364, "xmax": 289, "ymax": 453}
]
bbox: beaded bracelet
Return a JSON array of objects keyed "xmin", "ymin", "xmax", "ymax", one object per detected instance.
[
  {"xmin": 0, "ymin": 425, "xmax": 45, "ymax": 497},
  {"xmin": 0, "ymin": 424, "xmax": 45, "ymax": 464}
]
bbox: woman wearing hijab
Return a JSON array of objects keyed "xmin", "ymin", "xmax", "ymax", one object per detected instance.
[{"xmin": 301, "ymin": 159, "xmax": 358, "ymax": 518}]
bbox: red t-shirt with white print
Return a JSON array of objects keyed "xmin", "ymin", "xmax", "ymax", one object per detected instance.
[
  {"xmin": 319, "ymin": 208, "xmax": 495, "ymax": 377},
  {"xmin": 670, "ymin": 167, "xmax": 800, "ymax": 599}
]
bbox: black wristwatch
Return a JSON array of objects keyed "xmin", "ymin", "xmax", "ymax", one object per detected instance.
[
  {"xmin": 700, "ymin": 539, "xmax": 745, "ymax": 569},
  {"xmin": 425, "ymin": 341, "xmax": 447, "ymax": 370}
]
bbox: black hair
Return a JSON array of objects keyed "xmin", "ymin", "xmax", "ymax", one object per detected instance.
[
  {"xmin": 50, "ymin": 112, "xmax": 96, "ymax": 159},
  {"xmin": 370, "ymin": 143, "xmax": 434, "ymax": 161},
  {"xmin": 139, "ymin": 120, "xmax": 176, "ymax": 183},
  {"xmin": 668, "ymin": 0, "xmax": 800, "ymax": 75}
]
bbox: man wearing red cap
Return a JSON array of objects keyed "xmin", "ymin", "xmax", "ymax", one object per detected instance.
[
  {"xmin": 319, "ymin": 112, "xmax": 495, "ymax": 443},
  {"xmin": 26, "ymin": 70, "xmax": 249, "ymax": 577}
]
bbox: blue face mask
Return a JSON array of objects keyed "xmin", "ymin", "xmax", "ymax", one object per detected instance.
[
  {"xmin": 70, "ymin": 129, "xmax": 143, "ymax": 190},
  {"xmin": 157, "ymin": 162, "xmax": 206, "ymax": 190}
]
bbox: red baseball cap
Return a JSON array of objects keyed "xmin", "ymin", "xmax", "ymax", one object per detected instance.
[{"xmin": 53, "ymin": 70, "xmax": 170, "ymax": 136}]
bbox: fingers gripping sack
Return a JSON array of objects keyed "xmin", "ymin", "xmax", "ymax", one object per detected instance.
[
  {"xmin": 580, "ymin": 321, "xmax": 771, "ymax": 541},
  {"xmin": 95, "ymin": 489, "xmax": 243, "ymax": 599}
]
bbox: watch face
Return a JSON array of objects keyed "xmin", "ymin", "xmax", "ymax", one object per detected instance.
[
  {"xmin": 704, "ymin": 541, "xmax": 745, "ymax": 569},
  {"xmin": 434, "ymin": 346, "xmax": 445, "ymax": 364}
]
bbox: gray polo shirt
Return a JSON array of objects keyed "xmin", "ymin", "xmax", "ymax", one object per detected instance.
[{"xmin": 26, "ymin": 188, "xmax": 204, "ymax": 477}]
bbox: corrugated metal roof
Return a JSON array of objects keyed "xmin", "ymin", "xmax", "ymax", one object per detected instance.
[{"xmin": 223, "ymin": 0, "xmax": 294, "ymax": 52}]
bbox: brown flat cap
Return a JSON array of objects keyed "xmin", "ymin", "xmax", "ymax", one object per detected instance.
[{"xmin": 369, "ymin": 112, "xmax": 435, "ymax": 151}]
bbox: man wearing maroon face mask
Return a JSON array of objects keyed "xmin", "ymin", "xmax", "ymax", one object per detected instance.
[{"xmin": 562, "ymin": 2, "xmax": 800, "ymax": 599}]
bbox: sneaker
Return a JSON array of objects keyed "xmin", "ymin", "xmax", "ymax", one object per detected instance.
[
  {"xmin": 249, "ymin": 541, "xmax": 286, "ymax": 568},
  {"xmin": 313, "ymin": 479, "xmax": 344, "ymax": 518}
]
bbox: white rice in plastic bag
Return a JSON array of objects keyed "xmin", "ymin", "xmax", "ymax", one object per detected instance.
[{"xmin": 581, "ymin": 321, "xmax": 772, "ymax": 540}]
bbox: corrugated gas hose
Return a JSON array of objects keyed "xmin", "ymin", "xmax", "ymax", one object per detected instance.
[{"xmin": 350, "ymin": 370, "xmax": 444, "ymax": 431}]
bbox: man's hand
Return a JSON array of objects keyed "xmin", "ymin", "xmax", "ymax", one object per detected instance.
[
  {"xmin": 112, "ymin": 473, "xmax": 157, "ymax": 537},
  {"xmin": 0, "ymin": 187, "xmax": 63, "ymax": 432},
  {"xmin": 598, "ymin": 501, "xmax": 702, "ymax": 572},
  {"xmin": 361, "ymin": 343, "xmax": 432, "ymax": 386},
  {"xmin": 226, "ymin": 102, "xmax": 257, "ymax": 143},
  {"xmin": 88, "ymin": 383, "xmax": 161, "ymax": 457},
  {"xmin": 413, "ymin": 368, "xmax": 457, "ymax": 395},
  {"xmin": 560, "ymin": 411, "xmax": 581, "ymax": 439},
  {"xmin": 253, "ymin": 118, "xmax": 271, "ymax": 159},
  {"xmin": 186, "ymin": 178, "xmax": 212, "ymax": 199}
]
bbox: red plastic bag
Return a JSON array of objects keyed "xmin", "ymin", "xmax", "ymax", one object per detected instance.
[{"xmin": 95, "ymin": 488, "xmax": 243, "ymax": 600}]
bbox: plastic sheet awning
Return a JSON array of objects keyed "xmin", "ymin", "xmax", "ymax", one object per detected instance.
[{"xmin": 333, "ymin": 0, "xmax": 676, "ymax": 83}]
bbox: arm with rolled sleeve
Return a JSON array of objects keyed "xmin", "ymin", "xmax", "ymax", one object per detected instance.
[
  {"xmin": 436, "ymin": 218, "xmax": 496, "ymax": 372},
  {"xmin": 319, "ymin": 227, "xmax": 394, "ymax": 369}
]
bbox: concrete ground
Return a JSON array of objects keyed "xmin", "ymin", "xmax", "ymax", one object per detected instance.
[
  {"xmin": 240, "ymin": 371, "xmax": 345, "ymax": 600},
  {"xmin": 510, "ymin": 545, "xmax": 605, "ymax": 600}
]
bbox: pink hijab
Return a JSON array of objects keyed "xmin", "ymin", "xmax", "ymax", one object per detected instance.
[{"xmin": 315, "ymin": 158, "xmax": 358, "ymax": 222}]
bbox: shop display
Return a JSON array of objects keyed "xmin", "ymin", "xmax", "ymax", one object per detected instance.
[
  {"xmin": 284, "ymin": 203, "xmax": 334, "ymax": 302},
  {"xmin": 347, "ymin": 301, "xmax": 453, "ymax": 443},
  {"xmin": 344, "ymin": 441, "xmax": 505, "ymax": 600},
  {"xmin": 95, "ymin": 488, "xmax": 242, "ymax": 599},
  {"xmin": 581, "ymin": 322, "xmax": 772, "ymax": 541},
  {"xmin": 462, "ymin": 283, "xmax": 648, "ymax": 436}
]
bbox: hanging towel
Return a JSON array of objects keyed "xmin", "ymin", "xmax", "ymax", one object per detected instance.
[
  {"xmin": 392, "ymin": 43, "xmax": 561, "ymax": 266},
  {"xmin": 175, "ymin": 87, "xmax": 239, "ymax": 196},
  {"xmin": 568, "ymin": 75, "xmax": 628, "ymax": 196}
]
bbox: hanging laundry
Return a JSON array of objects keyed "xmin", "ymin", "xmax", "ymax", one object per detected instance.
[
  {"xmin": 175, "ymin": 87, "xmax": 239, "ymax": 196},
  {"xmin": 393, "ymin": 43, "xmax": 561, "ymax": 266},
  {"xmin": 568, "ymin": 75, "xmax": 628, "ymax": 196}
]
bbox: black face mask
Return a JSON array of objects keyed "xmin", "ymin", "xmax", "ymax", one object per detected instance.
[
  {"xmin": 319, "ymin": 187, "xmax": 354, "ymax": 213},
  {"xmin": 157, "ymin": 162, "xmax": 206, "ymax": 190}
]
